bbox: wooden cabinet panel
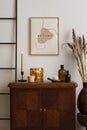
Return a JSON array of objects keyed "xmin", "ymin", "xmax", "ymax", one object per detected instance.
[
  {"xmin": 42, "ymin": 89, "xmax": 75, "ymax": 130},
  {"xmin": 43, "ymin": 109, "xmax": 60, "ymax": 130},
  {"xmin": 11, "ymin": 89, "xmax": 42, "ymax": 130},
  {"xmin": 9, "ymin": 82, "xmax": 77, "ymax": 130},
  {"xmin": 14, "ymin": 109, "xmax": 27, "ymax": 128},
  {"xmin": 43, "ymin": 89, "xmax": 59, "ymax": 130}
]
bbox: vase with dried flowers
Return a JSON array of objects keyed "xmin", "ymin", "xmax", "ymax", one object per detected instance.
[{"xmin": 67, "ymin": 28, "xmax": 87, "ymax": 114}]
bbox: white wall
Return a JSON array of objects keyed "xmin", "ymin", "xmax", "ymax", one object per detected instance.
[{"xmin": 0, "ymin": 0, "xmax": 87, "ymax": 130}]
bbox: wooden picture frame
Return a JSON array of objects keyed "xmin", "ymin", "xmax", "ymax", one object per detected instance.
[{"xmin": 29, "ymin": 17, "xmax": 59, "ymax": 56}]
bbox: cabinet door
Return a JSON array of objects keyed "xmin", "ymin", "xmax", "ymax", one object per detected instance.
[
  {"xmin": 58, "ymin": 88, "xmax": 75, "ymax": 130},
  {"xmin": 11, "ymin": 89, "xmax": 42, "ymax": 130},
  {"xmin": 43, "ymin": 88, "xmax": 75, "ymax": 130},
  {"xmin": 43, "ymin": 89, "xmax": 60, "ymax": 130}
]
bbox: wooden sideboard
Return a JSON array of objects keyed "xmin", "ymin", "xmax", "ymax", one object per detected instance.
[{"xmin": 8, "ymin": 82, "xmax": 77, "ymax": 130}]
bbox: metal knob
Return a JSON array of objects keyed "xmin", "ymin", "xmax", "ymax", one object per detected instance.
[
  {"xmin": 40, "ymin": 108, "xmax": 42, "ymax": 112},
  {"xmin": 44, "ymin": 108, "xmax": 46, "ymax": 112}
]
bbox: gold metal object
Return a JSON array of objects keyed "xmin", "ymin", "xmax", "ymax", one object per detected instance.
[
  {"xmin": 30, "ymin": 68, "xmax": 43, "ymax": 82},
  {"xmin": 44, "ymin": 108, "xmax": 46, "ymax": 112},
  {"xmin": 40, "ymin": 108, "xmax": 42, "ymax": 112}
]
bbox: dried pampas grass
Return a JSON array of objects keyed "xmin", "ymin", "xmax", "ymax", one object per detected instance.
[{"xmin": 67, "ymin": 29, "xmax": 87, "ymax": 82}]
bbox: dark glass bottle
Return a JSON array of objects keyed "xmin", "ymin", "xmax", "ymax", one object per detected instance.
[
  {"xmin": 58, "ymin": 65, "xmax": 66, "ymax": 82},
  {"xmin": 65, "ymin": 71, "xmax": 71, "ymax": 82}
]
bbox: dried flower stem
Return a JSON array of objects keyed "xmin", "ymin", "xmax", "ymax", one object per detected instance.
[{"xmin": 67, "ymin": 29, "xmax": 87, "ymax": 82}]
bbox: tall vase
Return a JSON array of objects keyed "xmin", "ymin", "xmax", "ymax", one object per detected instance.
[{"xmin": 77, "ymin": 82, "xmax": 87, "ymax": 114}]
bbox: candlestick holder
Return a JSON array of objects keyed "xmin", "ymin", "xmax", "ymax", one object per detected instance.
[{"xmin": 18, "ymin": 71, "xmax": 27, "ymax": 82}]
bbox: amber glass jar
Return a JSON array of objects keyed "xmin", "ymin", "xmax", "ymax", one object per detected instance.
[{"xmin": 58, "ymin": 65, "xmax": 66, "ymax": 82}]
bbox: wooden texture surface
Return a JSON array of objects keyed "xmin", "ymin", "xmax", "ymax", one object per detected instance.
[{"xmin": 9, "ymin": 82, "xmax": 77, "ymax": 130}]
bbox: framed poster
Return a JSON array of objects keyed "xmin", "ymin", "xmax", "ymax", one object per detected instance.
[{"xmin": 29, "ymin": 17, "xmax": 59, "ymax": 56}]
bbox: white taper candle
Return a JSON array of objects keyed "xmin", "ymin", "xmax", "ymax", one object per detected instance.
[{"xmin": 21, "ymin": 52, "xmax": 24, "ymax": 72}]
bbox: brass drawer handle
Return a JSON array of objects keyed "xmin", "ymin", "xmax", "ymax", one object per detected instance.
[
  {"xmin": 44, "ymin": 108, "xmax": 46, "ymax": 112},
  {"xmin": 40, "ymin": 108, "xmax": 42, "ymax": 112}
]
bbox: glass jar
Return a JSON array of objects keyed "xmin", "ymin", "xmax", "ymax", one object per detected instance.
[
  {"xmin": 58, "ymin": 65, "xmax": 66, "ymax": 82},
  {"xmin": 30, "ymin": 68, "xmax": 44, "ymax": 82}
]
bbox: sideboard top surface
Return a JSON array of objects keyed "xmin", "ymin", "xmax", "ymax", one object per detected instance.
[{"xmin": 8, "ymin": 82, "xmax": 78, "ymax": 89}]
